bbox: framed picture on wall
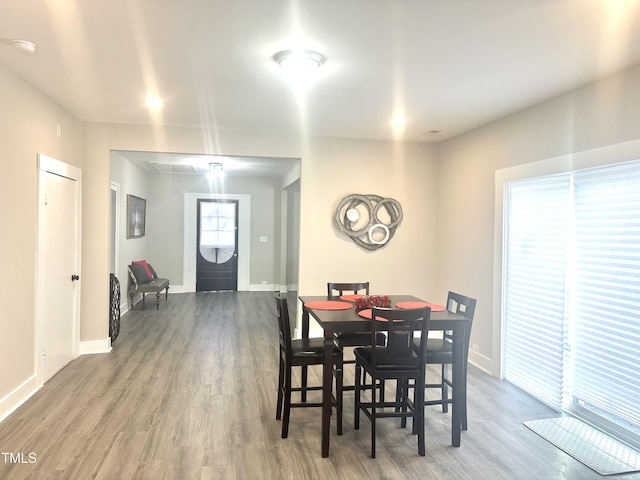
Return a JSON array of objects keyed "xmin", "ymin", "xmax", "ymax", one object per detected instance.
[{"xmin": 127, "ymin": 194, "xmax": 146, "ymax": 238}]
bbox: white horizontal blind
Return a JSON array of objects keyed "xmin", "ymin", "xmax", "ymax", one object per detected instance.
[
  {"xmin": 570, "ymin": 161, "xmax": 640, "ymax": 431},
  {"xmin": 503, "ymin": 175, "xmax": 570, "ymax": 410}
]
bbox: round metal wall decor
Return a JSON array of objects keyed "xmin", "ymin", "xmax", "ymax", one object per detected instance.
[{"xmin": 334, "ymin": 193, "xmax": 403, "ymax": 251}]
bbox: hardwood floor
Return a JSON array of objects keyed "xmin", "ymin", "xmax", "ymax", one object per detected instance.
[{"xmin": 1, "ymin": 291, "xmax": 638, "ymax": 479}]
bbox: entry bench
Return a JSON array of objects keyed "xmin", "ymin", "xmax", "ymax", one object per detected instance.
[{"xmin": 127, "ymin": 261, "xmax": 170, "ymax": 310}]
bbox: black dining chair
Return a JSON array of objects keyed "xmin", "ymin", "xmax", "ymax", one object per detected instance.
[
  {"xmin": 327, "ymin": 282, "xmax": 386, "ymax": 391},
  {"xmin": 417, "ymin": 291, "xmax": 477, "ymax": 430},
  {"xmin": 275, "ymin": 295, "xmax": 344, "ymax": 438},
  {"xmin": 354, "ymin": 306, "xmax": 431, "ymax": 458}
]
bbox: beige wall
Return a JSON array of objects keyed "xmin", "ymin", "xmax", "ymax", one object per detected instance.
[
  {"xmin": 3, "ymin": 56, "xmax": 640, "ymax": 423},
  {"xmin": 436, "ymin": 63, "xmax": 640, "ymax": 375},
  {"xmin": 141, "ymin": 170, "xmax": 287, "ymax": 287},
  {"xmin": 0, "ymin": 65, "xmax": 83, "ymax": 416},
  {"xmin": 82, "ymin": 124, "xmax": 438, "ymax": 336},
  {"xmin": 297, "ymin": 137, "xmax": 439, "ymax": 301},
  {"xmin": 110, "ymin": 151, "xmax": 150, "ymax": 284},
  {"xmin": 285, "ymin": 182, "xmax": 300, "ymax": 289},
  {"xmin": 82, "ymin": 124, "xmax": 308, "ymax": 336}
]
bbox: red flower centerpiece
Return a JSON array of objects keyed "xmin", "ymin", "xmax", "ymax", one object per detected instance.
[{"xmin": 355, "ymin": 295, "xmax": 391, "ymax": 311}]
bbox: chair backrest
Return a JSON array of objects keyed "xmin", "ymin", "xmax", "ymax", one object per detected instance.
[
  {"xmin": 445, "ymin": 291, "xmax": 477, "ymax": 347},
  {"xmin": 275, "ymin": 295, "xmax": 292, "ymax": 357},
  {"xmin": 327, "ymin": 282, "xmax": 370, "ymax": 298},
  {"xmin": 370, "ymin": 306, "xmax": 431, "ymax": 367}
]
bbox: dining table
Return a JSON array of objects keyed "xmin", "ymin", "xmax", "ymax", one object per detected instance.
[{"xmin": 299, "ymin": 294, "xmax": 470, "ymax": 458}]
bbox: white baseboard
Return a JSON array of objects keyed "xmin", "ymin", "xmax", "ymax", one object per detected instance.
[
  {"xmin": 468, "ymin": 349, "xmax": 493, "ymax": 375},
  {"xmin": 79, "ymin": 338, "xmax": 112, "ymax": 355},
  {"xmin": 164, "ymin": 284, "xmax": 185, "ymax": 293},
  {"xmin": 250, "ymin": 283, "xmax": 279, "ymax": 291},
  {"xmin": 0, "ymin": 375, "xmax": 38, "ymax": 423}
]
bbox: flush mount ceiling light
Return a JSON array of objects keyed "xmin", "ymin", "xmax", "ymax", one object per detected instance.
[
  {"xmin": 207, "ymin": 162, "xmax": 224, "ymax": 178},
  {"xmin": 11, "ymin": 39, "xmax": 36, "ymax": 54},
  {"xmin": 273, "ymin": 49, "xmax": 325, "ymax": 74}
]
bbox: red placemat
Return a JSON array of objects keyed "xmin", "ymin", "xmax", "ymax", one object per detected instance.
[
  {"xmin": 305, "ymin": 300, "xmax": 353, "ymax": 310},
  {"xmin": 357, "ymin": 309, "xmax": 387, "ymax": 321},
  {"xmin": 396, "ymin": 301, "xmax": 446, "ymax": 312},
  {"xmin": 340, "ymin": 294, "xmax": 365, "ymax": 301}
]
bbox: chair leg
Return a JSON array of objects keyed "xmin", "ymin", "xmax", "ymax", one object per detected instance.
[
  {"xmin": 301, "ymin": 365, "xmax": 308, "ymax": 402},
  {"xmin": 462, "ymin": 362, "xmax": 468, "ymax": 430},
  {"xmin": 281, "ymin": 365, "xmax": 292, "ymax": 439},
  {"xmin": 400, "ymin": 379, "xmax": 409, "ymax": 429},
  {"xmin": 416, "ymin": 374, "xmax": 426, "ymax": 456},
  {"xmin": 354, "ymin": 363, "xmax": 361, "ymax": 430},
  {"xmin": 156, "ymin": 291, "xmax": 161, "ymax": 310},
  {"xmin": 441, "ymin": 364, "xmax": 449, "ymax": 413},
  {"xmin": 336, "ymin": 362, "xmax": 343, "ymax": 436},
  {"xmin": 276, "ymin": 356, "xmax": 284, "ymax": 420},
  {"xmin": 371, "ymin": 372, "xmax": 376, "ymax": 459}
]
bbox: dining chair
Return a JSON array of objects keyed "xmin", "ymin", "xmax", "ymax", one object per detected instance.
[
  {"xmin": 275, "ymin": 295, "xmax": 344, "ymax": 438},
  {"xmin": 418, "ymin": 291, "xmax": 477, "ymax": 430},
  {"xmin": 327, "ymin": 282, "xmax": 386, "ymax": 391},
  {"xmin": 354, "ymin": 306, "xmax": 431, "ymax": 458}
]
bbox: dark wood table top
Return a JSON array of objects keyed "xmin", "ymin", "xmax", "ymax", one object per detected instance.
[{"xmin": 299, "ymin": 294, "xmax": 468, "ymax": 333}]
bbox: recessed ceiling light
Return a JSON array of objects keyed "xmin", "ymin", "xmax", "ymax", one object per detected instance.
[
  {"xmin": 273, "ymin": 49, "xmax": 325, "ymax": 74},
  {"xmin": 11, "ymin": 39, "xmax": 36, "ymax": 54},
  {"xmin": 145, "ymin": 97, "xmax": 163, "ymax": 109}
]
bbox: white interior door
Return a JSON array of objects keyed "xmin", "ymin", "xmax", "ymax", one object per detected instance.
[{"xmin": 37, "ymin": 155, "xmax": 81, "ymax": 383}]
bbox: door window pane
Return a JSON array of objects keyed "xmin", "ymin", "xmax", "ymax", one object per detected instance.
[{"xmin": 199, "ymin": 201, "xmax": 237, "ymax": 263}]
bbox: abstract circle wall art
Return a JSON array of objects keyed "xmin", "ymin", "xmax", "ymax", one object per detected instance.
[{"xmin": 334, "ymin": 193, "xmax": 403, "ymax": 251}]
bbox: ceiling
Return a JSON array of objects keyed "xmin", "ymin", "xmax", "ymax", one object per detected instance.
[
  {"xmin": 115, "ymin": 150, "xmax": 300, "ymax": 178},
  {"xmin": 2, "ymin": 1, "xmax": 640, "ymax": 172}
]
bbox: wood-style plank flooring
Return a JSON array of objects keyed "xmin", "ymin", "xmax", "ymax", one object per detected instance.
[{"xmin": 1, "ymin": 291, "xmax": 639, "ymax": 479}]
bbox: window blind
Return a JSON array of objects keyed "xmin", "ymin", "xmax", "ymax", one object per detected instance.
[
  {"xmin": 569, "ymin": 161, "xmax": 640, "ymax": 431},
  {"xmin": 503, "ymin": 174, "xmax": 570, "ymax": 410}
]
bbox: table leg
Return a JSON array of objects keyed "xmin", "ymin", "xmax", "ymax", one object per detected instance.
[
  {"xmin": 451, "ymin": 323, "xmax": 465, "ymax": 447},
  {"xmin": 301, "ymin": 307, "xmax": 310, "ymax": 402},
  {"xmin": 321, "ymin": 326, "xmax": 334, "ymax": 458}
]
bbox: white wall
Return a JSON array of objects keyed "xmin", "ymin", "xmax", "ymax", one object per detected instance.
[
  {"xmin": 110, "ymin": 151, "xmax": 150, "ymax": 292},
  {"xmin": 82, "ymin": 123, "xmax": 438, "ymax": 337},
  {"xmin": 5, "ymin": 54, "xmax": 640, "ymax": 425},
  {"xmin": 0, "ymin": 64, "xmax": 83, "ymax": 420},
  {"xmin": 297, "ymin": 137, "xmax": 439, "ymax": 309},
  {"xmin": 143, "ymin": 170, "xmax": 286, "ymax": 288},
  {"xmin": 436, "ymin": 63, "xmax": 640, "ymax": 375}
]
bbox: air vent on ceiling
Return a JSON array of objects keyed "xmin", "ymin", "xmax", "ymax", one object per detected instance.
[{"xmin": 150, "ymin": 162, "xmax": 197, "ymax": 175}]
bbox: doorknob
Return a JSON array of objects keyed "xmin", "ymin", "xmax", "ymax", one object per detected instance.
[{"xmin": 71, "ymin": 274, "xmax": 80, "ymax": 281}]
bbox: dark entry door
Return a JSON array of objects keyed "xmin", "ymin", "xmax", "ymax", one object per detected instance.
[{"xmin": 196, "ymin": 199, "xmax": 239, "ymax": 291}]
